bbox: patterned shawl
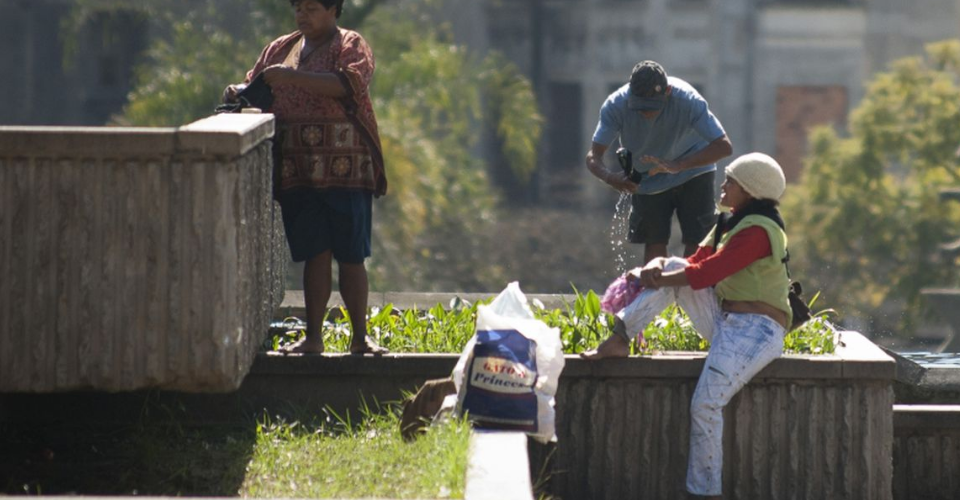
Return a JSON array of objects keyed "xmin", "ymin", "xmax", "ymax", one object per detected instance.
[{"xmin": 246, "ymin": 29, "xmax": 386, "ymax": 197}]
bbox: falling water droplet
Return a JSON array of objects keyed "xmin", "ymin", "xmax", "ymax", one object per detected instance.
[{"xmin": 610, "ymin": 193, "xmax": 632, "ymax": 274}]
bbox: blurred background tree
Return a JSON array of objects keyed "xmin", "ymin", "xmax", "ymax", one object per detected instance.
[
  {"xmin": 65, "ymin": 0, "xmax": 543, "ymax": 292},
  {"xmin": 781, "ymin": 40, "xmax": 960, "ymax": 337}
]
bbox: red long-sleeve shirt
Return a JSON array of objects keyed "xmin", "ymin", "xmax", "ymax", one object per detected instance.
[{"xmin": 684, "ymin": 226, "xmax": 772, "ymax": 290}]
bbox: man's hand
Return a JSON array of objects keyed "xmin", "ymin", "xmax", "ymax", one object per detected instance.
[
  {"xmin": 587, "ymin": 142, "xmax": 637, "ymax": 194},
  {"xmin": 262, "ymin": 64, "xmax": 298, "ymax": 86},
  {"xmin": 606, "ymin": 170, "xmax": 639, "ymax": 194},
  {"xmin": 642, "ymin": 155, "xmax": 682, "ymax": 176}
]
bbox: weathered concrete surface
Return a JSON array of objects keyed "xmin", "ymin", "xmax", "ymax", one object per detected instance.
[
  {"xmin": 0, "ymin": 114, "xmax": 286, "ymax": 393},
  {"xmin": 0, "ymin": 332, "xmax": 894, "ymax": 500},
  {"xmin": 883, "ymin": 346, "xmax": 960, "ymax": 404},
  {"xmin": 465, "ymin": 431, "xmax": 534, "ymax": 500},
  {"xmin": 532, "ymin": 330, "xmax": 894, "ymax": 500},
  {"xmin": 893, "ymin": 405, "xmax": 960, "ymax": 500}
]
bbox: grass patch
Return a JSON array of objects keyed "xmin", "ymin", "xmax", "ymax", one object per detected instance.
[
  {"xmin": 269, "ymin": 289, "xmax": 838, "ymax": 355},
  {"xmin": 241, "ymin": 405, "xmax": 470, "ymax": 499},
  {"xmin": 2, "ymin": 401, "xmax": 470, "ymax": 499}
]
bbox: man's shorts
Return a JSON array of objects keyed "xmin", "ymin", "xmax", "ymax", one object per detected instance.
[
  {"xmin": 629, "ymin": 171, "xmax": 716, "ymax": 246},
  {"xmin": 277, "ymin": 188, "xmax": 372, "ymax": 264}
]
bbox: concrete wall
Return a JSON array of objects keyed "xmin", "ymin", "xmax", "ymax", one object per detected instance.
[
  {"xmin": 893, "ymin": 405, "xmax": 960, "ymax": 500},
  {"xmin": 0, "ymin": 114, "xmax": 286, "ymax": 393},
  {"xmin": 532, "ymin": 330, "xmax": 894, "ymax": 500},
  {"xmin": 753, "ymin": 7, "xmax": 867, "ymax": 177},
  {"xmin": 0, "ymin": 330, "xmax": 898, "ymax": 498}
]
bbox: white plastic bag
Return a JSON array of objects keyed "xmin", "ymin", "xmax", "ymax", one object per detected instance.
[{"xmin": 450, "ymin": 282, "xmax": 565, "ymax": 443}]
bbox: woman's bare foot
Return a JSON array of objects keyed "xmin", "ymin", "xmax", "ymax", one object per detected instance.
[
  {"xmin": 281, "ymin": 335, "xmax": 325, "ymax": 354},
  {"xmin": 350, "ymin": 336, "xmax": 389, "ymax": 355},
  {"xmin": 580, "ymin": 333, "xmax": 630, "ymax": 360}
]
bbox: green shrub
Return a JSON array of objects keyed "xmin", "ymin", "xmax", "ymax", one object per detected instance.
[{"xmin": 268, "ymin": 290, "xmax": 837, "ymax": 355}]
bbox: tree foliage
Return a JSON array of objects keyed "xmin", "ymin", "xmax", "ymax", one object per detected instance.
[
  {"xmin": 64, "ymin": 0, "xmax": 543, "ymax": 291},
  {"xmin": 781, "ymin": 40, "xmax": 960, "ymax": 335},
  {"xmin": 359, "ymin": 4, "xmax": 541, "ymax": 289}
]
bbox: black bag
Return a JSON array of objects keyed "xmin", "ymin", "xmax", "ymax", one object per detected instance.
[
  {"xmin": 787, "ymin": 278, "xmax": 812, "ymax": 331},
  {"xmin": 215, "ymin": 73, "xmax": 282, "ymax": 198},
  {"xmin": 215, "ymin": 72, "xmax": 274, "ymax": 114},
  {"xmin": 713, "ymin": 213, "xmax": 811, "ymax": 331}
]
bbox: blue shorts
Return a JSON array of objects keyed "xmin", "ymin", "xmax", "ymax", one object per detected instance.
[
  {"xmin": 277, "ymin": 189, "xmax": 372, "ymax": 264},
  {"xmin": 629, "ymin": 171, "xmax": 716, "ymax": 245}
]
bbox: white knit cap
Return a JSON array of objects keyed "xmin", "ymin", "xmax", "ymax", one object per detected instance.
[{"xmin": 724, "ymin": 152, "xmax": 786, "ymax": 201}]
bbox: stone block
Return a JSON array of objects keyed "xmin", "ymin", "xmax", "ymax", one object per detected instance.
[{"xmin": 0, "ymin": 115, "xmax": 286, "ymax": 393}]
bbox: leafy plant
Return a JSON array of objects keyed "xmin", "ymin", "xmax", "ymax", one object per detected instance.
[
  {"xmin": 640, "ymin": 304, "xmax": 709, "ymax": 352},
  {"xmin": 267, "ymin": 289, "xmax": 837, "ymax": 355},
  {"xmin": 532, "ymin": 288, "xmax": 613, "ymax": 354},
  {"xmin": 784, "ymin": 291, "xmax": 838, "ymax": 355}
]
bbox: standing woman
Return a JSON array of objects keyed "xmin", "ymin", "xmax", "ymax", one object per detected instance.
[
  {"xmin": 582, "ymin": 153, "xmax": 791, "ymax": 499},
  {"xmin": 224, "ymin": 0, "xmax": 387, "ymax": 354}
]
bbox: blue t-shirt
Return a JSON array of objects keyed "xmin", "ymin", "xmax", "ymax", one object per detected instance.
[{"xmin": 592, "ymin": 77, "xmax": 727, "ymax": 195}]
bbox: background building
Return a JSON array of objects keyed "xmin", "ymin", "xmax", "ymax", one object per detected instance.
[
  {"xmin": 2, "ymin": 0, "xmax": 959, "ymax": 202},
  {"xmin": 0, "ymin": 0, "xmax": 148, "ymax": 126},
  {"xmin": 440, "ymin": 0, "xmax": 960, "ymax": 206}
]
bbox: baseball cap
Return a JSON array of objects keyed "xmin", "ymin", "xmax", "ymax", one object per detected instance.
[{"xmin": 628, "ymin": 61, "xmax": 669, "ymax": 111}]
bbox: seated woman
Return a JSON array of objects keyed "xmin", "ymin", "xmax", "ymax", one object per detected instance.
[{"xmin": 582, "ymin": 152, "xmax": 791, "ymax": 500}]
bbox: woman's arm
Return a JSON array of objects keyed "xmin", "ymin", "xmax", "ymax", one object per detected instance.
[
  {"xmin": 645, "ymin": 227, "xmax": 773, "ymax": 290},
  {"xmin": 262, "ymin": 66, "xmax": 347, "ymax": 98},
  {"xmin": 654, "ymin": 268, "xmax": 690, "ymax": 288},
  {"xmin": 682, "ymin": 226, "xmax": 772, "ymax": 290}
]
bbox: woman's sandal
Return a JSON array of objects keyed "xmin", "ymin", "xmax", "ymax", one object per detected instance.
[
  {"xmin": 350, "ymin": 336, "xmax": 389, "ymax": 356},
  {"xmin": 280, "ymin": 335, "xmax": 325, "ymax": 355}
]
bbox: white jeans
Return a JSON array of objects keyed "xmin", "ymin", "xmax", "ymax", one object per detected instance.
[{"xmin": 616, "ymin": 257, "xmax": 785, "ymax": 496}]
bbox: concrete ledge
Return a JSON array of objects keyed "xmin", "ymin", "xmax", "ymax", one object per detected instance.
[
  {"xmin": 251, "ymin": 352, "xmax": 857, "ymax": 380},
  {"xmin": 0, "ymin": 126, "xmax": 176, "ymax": 157},
  {"xmin": 465, "ymin": 431, "xmax": 533, "ymax": 500},
  {"xmin": 836, "ymin": 330, "xmax": 896, "ymax": 379},
  {"xmin": 893, "ymin": 404, "xmax": 960, "ymax": 500},
  {"xmin": 177, "ymin": 113, "xmax": 275, "ymax": 157},
  {"xmin": 917, "ymin": 366, "xmax": 960, "ymax": 392},
  {"xmin": 894, "ymin": 404, "xmax": 960, "ymax": 431},
  {"xmin": 0, "ymin": 114, "xmax": 274, "ymax": 159},
  {"xmin": 253, "ymin": 331, "xmax": 889, "ymax": 381},
  {"xmin": 254, "ymin": 352, "xmax": 461, "ymax": 377}
]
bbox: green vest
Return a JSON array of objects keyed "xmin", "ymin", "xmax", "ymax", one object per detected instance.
[{"xmin": 699, "ymin": 214, "xmax": 792, "ymax": 325}]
